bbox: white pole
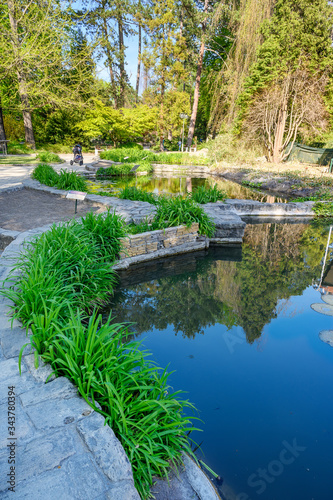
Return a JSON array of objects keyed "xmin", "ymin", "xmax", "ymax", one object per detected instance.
[{"xmin": 181, "ymin": 118, "xmax": 185, "ymax": 153}]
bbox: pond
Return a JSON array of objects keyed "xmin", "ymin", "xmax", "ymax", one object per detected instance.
[
  {"xmin": 107, "ymin": 222, "xmax": 333, "ymax": 500},
  {"xmin": 88, "ymin": 174, "xmax": 287, "ymax": 203}
]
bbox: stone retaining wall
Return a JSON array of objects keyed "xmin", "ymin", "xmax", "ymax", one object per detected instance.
[{"xmin": 119, "ymin": 223, "xmax": 200, "ymax": 259}]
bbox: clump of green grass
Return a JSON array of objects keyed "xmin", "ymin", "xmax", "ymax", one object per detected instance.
[
  {"xmin": 100, "ymin": 148, "xmax": 155, "ymax": 163},
  {"xmin": 57, "ymin": 169, "xmax": 87, "ymax": 191},
  {"xmin": 96, "ymin": 164, "xmax": 134, "ymax": 178},
  {"xmin": 154, "ymin": 196, "xmax": 215, "ymax": 236},
  {"xmin": 118, "ymin": 186, "xmax": 157, "ymax": 205},
  {"xmin": 36, "ymin": 151, "xmax": 63, "ymax": 163},
  {"xmin": 1, "ymin": 212, "xmax": 199, "ymax": 499},
  {"xmin": 32, "ymin": 164, "xmax": 87, "ymax": 191},
  {"xmin": 313, "ymin": 202, "xmax": 333, "ymax": 218},
  {"xmin": 191, "ymin": 184, "xmax": 226, "ymax": 204},
  {"xmin": 32, "ymin": 163, "xmax": 60, "ymax": 186}
]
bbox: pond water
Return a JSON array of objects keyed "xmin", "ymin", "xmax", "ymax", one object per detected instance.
[
  {"xmin": 107, "ymin": 222, "xmax": 333, "ymax": 500},
  {"xmin": 89, "ymin": 174, "xmax": 287, "ymax": 203}
]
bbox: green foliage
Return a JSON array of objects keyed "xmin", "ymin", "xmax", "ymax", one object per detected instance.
[
  {"xmin": 313, "ymin": 202, "xmax": 333, "ymax": 218},
  {"xmin": 100, "ymin": 148, "xmax": 155, "ymax": 163},
  {"xmin": 32, "ymin": 163, "xmax": 60, "ymax": 186},
  {"xmin": 7, "ymin": 141, "xmax": 32, "ymax": 154},
  {"xmin": 154, "ymin": 196, "xmax": 215, "ymax": 237},
  {"xmin": 36, "ymin": 151, "xmax": 63, "ymax": 163},
  {"xmin": 80, "ymin": 210, "xmax": 126, "ymax": 261},
  {"xmin": 76, "ymin": 101, "xmax": 158, "ymax": 145},
  {"xmin": 191, "ymin": 185, "xmax": 226, "ymax": 204},
  {"xmin": 1, "ymin": 213, "xmax": 198, "ymax": 499},
  {"xmin": 32, "ymin": 164, "xmax": 87, "ymax": 191},
  {"xmin": 34, "ymin": 310, "xmax": 199, "ymax": 499},
  {"xmin": 57, "ymin": 169, "xmax": 88, "ymax": 191},
  {"xmin": 118, "ymin": 186, "xmax": 157, "ymax": 205},
  {"xmin": 100, "ymin": 149, "xmax": 209, "ymax": 166},
  {"xmin": 96, "ymin": 165, "xmax": 134, "ymax": 178}
]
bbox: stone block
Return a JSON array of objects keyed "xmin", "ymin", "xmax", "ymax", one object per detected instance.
[
  {"xmin": 100, "ymin": 481, "xmax": 140, "ymax": 500},
  {"xmin": 77, "ymin": 412, "xmax": 133, "ymax": 483},
  {"xmin": 0, "ymin": 430, "xmax": 76, "ymax": 492},
  {"xmin": 0, "ymin": 371, "xmax": 38, "ymax": 406},
  {"xmin": 0, "ymin": 358, "xmax": 26, "ymax": 382},
  {"xmin": 0, "ymin": 315, "xmax": 22, "ymax": 331},
  {"xmin": 0, "ymin": 400, "xmax": 35, "ymax": 450},
  {"xmin": 146, "ymin": 242, "xmax": 158, "ymax": 253},
  {"xmin": 25, "ymin": 395, "xmax": 92, "ymax": 430},
  {"xmin": 1, "ymin": 327, "xmax": 32, "ymax": 359},
  {"xmin": 20, "ymin": 377, "xmax": 77, "ymax": 407},
  {"xmin": 24, "ymin": 353, "xmax": 56, "ymax": 384}
]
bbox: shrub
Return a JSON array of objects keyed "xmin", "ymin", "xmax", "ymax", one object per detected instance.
[
  {"xmin": 191, "ymin": 184, "xmax": 226, "ymax": 204},
  {"xmin": 7, "ymin": 141, "xmax": 32, "ymax": 154},
  {"xmin": 32, "ymin": 163, "xmax": 60, "ymax": 186},
  {"xmin": 36, "ymin": 151, "xmax": 63, "ymax": 163},
  {"xmin": 118, "ymin": 186, "xmax": 157, "ymax": 205}
]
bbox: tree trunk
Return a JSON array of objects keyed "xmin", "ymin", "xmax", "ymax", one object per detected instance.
[
  {"xmin": 118, "ymin": 16, "xmax": 125, "ymax": 108},
  {"xmin": 7, "ymin": 0, "xmax": 36, "ymax": 148},
  {"xmin": 0, "ymin": 102, "xmax": 6, "ymax": 142},
  {"xmin": 136, "ymin": 24, "xmax": 141, "ymax": 102},
  {"xmin": 102, "ymin": 16, "xmax": 117, "ymax": 107},
  {"xmin": 186, "ymin": 0, "xmax": 209, "ymax": 149},
  {"xmin": 159, "ymin": 83, "xmax": 165, "ymax": 151},
  {"xmin": 272, "ymin": 98, "xmax": 288, "ymax": 163}
]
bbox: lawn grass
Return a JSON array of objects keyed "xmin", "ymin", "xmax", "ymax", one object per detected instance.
[{"xmin": 0, "ymin": 156, "xmax": 39, "ymax": 165}]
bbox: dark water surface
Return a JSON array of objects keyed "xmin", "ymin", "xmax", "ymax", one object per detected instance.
[{"xmin": 108, "ymin": 223, "xmax": 333, "ymax": 500}]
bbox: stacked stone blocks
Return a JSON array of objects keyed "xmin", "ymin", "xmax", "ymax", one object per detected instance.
[{"xmin": 119, "ymin": 223, "xmax": 200, "ymax": 259}]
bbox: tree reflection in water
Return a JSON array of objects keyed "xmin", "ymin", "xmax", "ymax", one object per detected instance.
[{"xmin": 107, "ymin": 223, "xmax": 330, "ymax": 343}]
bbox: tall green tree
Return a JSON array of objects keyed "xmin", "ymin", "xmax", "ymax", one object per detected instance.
[
  {"xmin": 142, "ymin": 0, "xmax": 188, "ymax": 149},
  {"xmin": 238, "ymin": 0, "xmax": 333, "ymax": 163},
  {"xmin": 0, "ymin": 0, "xmax": 94, "ymax": 148}
]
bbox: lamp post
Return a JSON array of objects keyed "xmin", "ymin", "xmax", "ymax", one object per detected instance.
[{"xmin": 179, "ymin": 113, "xmax": 188, "ymax": 153}]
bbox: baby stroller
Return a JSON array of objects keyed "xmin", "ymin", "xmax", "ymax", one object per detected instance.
[{"xmin": 70, "ymin": 144, "xmax": 83, "ymax": 166}]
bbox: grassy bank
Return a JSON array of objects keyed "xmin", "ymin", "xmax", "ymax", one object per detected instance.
[{"xmin": 1, "ymin": 212, "xmax": 199, "ymax": 498}]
